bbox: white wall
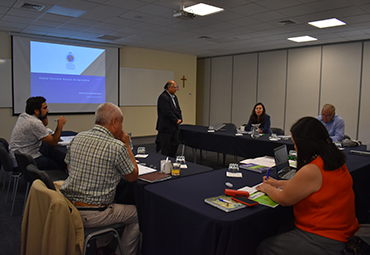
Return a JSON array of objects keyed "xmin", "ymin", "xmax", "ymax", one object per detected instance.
[
  {"xmin": 209, "ymin": 56, "xmax": 233, "ymax": 124},
  {"xmin": 258, "ymin": 50, "xmax": 287, "ymax": 130},
  {"xmin": 286, "ymin": 46, "xmax": 322, "ymax": 129},
  {"xmin": 359, "ymin": 41, "xmax": 370, "ymax": 144},
  {"xmin": 197, "ymin": 41, "xmax": 370, "ymax": 142},
  {"xmin": 232, "ymin": 53, "xmax": 258, "ymax": 127}
]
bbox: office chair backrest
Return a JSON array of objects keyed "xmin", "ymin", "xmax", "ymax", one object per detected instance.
[
  {"xmin": 0, "ymin": 138, "xmax": 9, "ymax": 169},
  {"xmin": 0, "ymin": 137, "xmax": 9, "ymax": 151},
  {"xmin": 222, "ymin": 123, "xmax": 237, "ymax": 133},
  {"xmin": 14, "ymin": 151, "xmax": 36, "ymax": 182},
  {"xmin": 26, "ymin": 164, "xmax": 56, "ymax": 190},
  {"xmin": 0, "ymin": 145, "xmax": 15, "ymax": 173},
  {"xmin": 271, "ymin": 127, "xmax": 284, "ymax": 136}
]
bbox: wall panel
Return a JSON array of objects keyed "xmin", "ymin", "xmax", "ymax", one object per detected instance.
[
  {"xmin": 285, "ymin": 46, "xmax": 322, "ymax": 133},
  {"xmin": 232, "ymin": 53, "xmax": 258, "ymax": 127},
  {"xmin": 197, "ymin": 40, "xmax": 369, "ymax": 144},
  {"xmin": 320, "ymin": 42, "xmax": 362, "ymax": 139},
  {"xmin": 257, "ymin": 50, "xmax": 287, "ymax": 130},
  {"xmin": 358, "ymin": 41, "xmax": 370, "ymax": 143},
  {"xmin": 196, "ymin": 58, "xmax": 211, "ymax": 126},
  {"xmin": 209, "ymin": 56, "xmax": 233, "ymax": 125}
]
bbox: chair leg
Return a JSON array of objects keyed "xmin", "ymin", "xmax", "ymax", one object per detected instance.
[
  {"xmin": 192, "ymin": 148, "xmax": 196, "ymax": 163},
  {"xmin": 22, "ymin": 182, "xmax": 30, "ymax": 216},
  {"xmin": 181, "ymin": 144, "xmax": 185, "ymax": 156},
  {"xmin": 5, "ymin": 174, "xmax": 12, "ymax": 202},
  {"xmin": 83, "ymin": 228, "xmax": 123, "ymax": 255},
  {"xmin": 115, "ymin": 231, "xmax": 124, "ymax": 255},
  {"xmin": 10, "ymin": 176, "xmax": 20, "ymax": 216},
  {"xmin": 2, "ymin": 171, "xmax": 8, "ymax": 190}
]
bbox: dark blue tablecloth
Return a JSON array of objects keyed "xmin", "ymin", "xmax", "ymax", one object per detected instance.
[
  {"xmin": 142, "ymin": 168, "xmax": 293, "ymax": 255},
  {"xmin": 140, "ymin": 146, "xmax": 370, "ymax": 255},
  {"xmin": 180, "ymin": 124, "xmax": 295, "ymax": 159}
]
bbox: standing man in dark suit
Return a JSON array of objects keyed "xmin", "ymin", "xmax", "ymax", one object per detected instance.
[{"xmin": 156, "ymin": 80, "xmax": 182, "ymax": 157}]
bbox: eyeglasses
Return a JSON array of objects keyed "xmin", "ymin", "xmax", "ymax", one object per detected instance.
[{"xmin": 321, "ymin": 112, "xmax": 334, "ymax": 118}]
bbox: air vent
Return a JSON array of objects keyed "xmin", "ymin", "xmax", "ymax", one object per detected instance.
[
  {"xmin": 20, "ymin": 2, "xmax": 45, "ymax": 11},
  {"xmin": 97, "ymin": 35, "xmax": 121, "ymax": 41},
  {"xmin": 278, "ymin": 20, "xmax": 296, "ymax": 26}
]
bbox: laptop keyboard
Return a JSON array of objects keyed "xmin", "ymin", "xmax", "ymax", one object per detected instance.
[{"xmin": 281, "ymin": 170, "xmax": 296, "ymax": 180}]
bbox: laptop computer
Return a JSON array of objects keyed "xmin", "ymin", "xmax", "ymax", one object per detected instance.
[
  {"xmin": 273, "ymin": 144, "xmax": 296, "ymax": 180},
  {"xmin": 211, "ymin": 123, "xmax": 226, "ymax": 131}
]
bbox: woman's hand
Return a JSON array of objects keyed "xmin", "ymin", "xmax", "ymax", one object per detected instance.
[{"xmin": 256, "ymin": 182, "xmax": 270, "ymax": 193}]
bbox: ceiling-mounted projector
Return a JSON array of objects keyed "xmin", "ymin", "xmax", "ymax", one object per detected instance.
[{"xmin": 173, "ymin": 10, "xmax": 195, "ymax": 20}]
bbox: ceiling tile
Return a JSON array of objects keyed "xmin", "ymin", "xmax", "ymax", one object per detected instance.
[{"xmin": 0, "ymin": 0, "xmax": 369, "ymax": 57}]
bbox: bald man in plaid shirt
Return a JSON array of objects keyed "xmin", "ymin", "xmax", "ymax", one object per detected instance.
[{"xmin": 60, "ymin": 102, "xmax": 139, "ymax": 255}]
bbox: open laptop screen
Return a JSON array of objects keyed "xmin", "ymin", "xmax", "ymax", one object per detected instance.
[{"xmin": 273, "ymin": 145, "xmax": 290, "ymax": 172}]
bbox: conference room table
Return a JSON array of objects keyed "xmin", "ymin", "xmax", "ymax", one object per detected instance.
[
  {"xmin": 115, "ymin": 152, "xmax": 214, "ymax": 207},
  {"xmin": 139, "ymin": 146, "xmax": 370, "ymax": 255},
  {"xmin": 179, "ymin": 124, "xmax": 295, "ymax": 163}
]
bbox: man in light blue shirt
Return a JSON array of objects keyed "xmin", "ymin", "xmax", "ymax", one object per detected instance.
[{"xmin": 316, "ymin": 104, "xmax": 345, "ymax": 143}]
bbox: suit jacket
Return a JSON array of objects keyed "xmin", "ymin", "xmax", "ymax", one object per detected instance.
[
  {"xmin": 156, "ymin": 90, "xmax": 182, "ymax": 133},
  {"xmin": 22, "ymin": 180, "xmax": 84, "ymax": 255}
]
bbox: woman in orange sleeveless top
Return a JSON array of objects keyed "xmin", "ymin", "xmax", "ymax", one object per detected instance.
[{"xmin": 256, "ymin": 116, "xmax": 358, "ymax": 255}]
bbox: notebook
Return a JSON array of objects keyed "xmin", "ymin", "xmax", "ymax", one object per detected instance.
[
  {"xmin": 273, "ymin": 145, "xmax": 296, "ymax": 180},
  {"xmin": 139, "ymin": 171, "xmax": 171, "ymax": 183}
]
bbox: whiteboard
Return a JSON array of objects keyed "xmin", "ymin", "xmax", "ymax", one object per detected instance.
[
  {"xmin": 0, "ymin": 59, "xmax": 12, "ymax": 107},
  {"xmin": 120, "ymin": 67, "xmax": 174, "ymax": 106}
]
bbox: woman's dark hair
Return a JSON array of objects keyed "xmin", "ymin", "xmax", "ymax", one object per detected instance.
[
  {"xmin": 290, "ymin": 116, "xmax": 346, "ymax": 170},
  {"xmin": 249, "ymin": 102, "xmax": 267, "ymax": 124},
  {"xmin": 25, "ymin": 96, "xmax": 46, "ymax": 115}
]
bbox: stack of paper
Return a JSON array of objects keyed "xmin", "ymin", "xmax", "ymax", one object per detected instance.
[
  {"xmin": 240, "ymin": 156, "xmax": 275, "ymax": 167},
  {"xmin": 138, "ymin": 165, "xmax": 157, "ymax": 176},
  {"xmin": 240, "ymin": 156, "xmax": 297, "ymax": 169},
  {"xmin": 58, "ymin": 136, "xmax": 75, "ymax": 146}
]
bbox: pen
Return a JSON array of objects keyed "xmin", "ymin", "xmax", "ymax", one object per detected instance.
[
  {"xmin": 266, "ymin": 168, "xmax": 270, "ymax": 180},
  {"xmin": 218, "ymin": 198, "xmax": 233, "ymax": 204},
  {"xmin": 54, "ymin": 116, "xmax": 64, "ymax": 122}
]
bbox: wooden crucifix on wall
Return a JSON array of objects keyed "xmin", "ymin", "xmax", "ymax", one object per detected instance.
[{"xmin": 181, "ymin": 75, "xmax": 187, "ymax": 88}]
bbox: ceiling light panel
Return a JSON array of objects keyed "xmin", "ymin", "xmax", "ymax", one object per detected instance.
[
  {"xmin": 183, "ymin": 3, "xmax": 224, "ymax": 16},
  {"xmin": 46, "ymin": 5, "xmax": 86, "ymax": 18},
  {"xmin": 308, "ymin": 18, "xmax": 346, "ymax": 28},
  {"xmin": 288, "ymin": 36, "xmax": 317, "ymax": 42}
]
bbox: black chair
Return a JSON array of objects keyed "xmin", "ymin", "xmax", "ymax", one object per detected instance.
[
  {"xmin": 271, "ymin": 127, "xmax": 284, "ymax": 135},
  {"xmin": 26, "ymin": 164, "xmax": 56, "ymax": 190},
  {"xmin": 26, "ymin": 163, "xmax": 127, "ymax": 254},
  {"xmin": 344, "ymin": 134, "xmax": 351, "ymax": 140},
  {"xmin": 14, "ymin": 151, "xmax": 68, "ymax": 182},
  {"xmin": 14, "ymin": 150, "xmax": 68, "ymax": 214},
  {"xmin": 0, "ymin": 145, "xmax": 22, "ymax": 216},
  {"xmin": 0, "ymin": 138, "xmax": 10, "ymax": 190},
  {"xmin": 222, "ymin": 123, "xmax": 237, "ymax": 133},
  {"xmin": 83, "ymin": 223, "xmax": 125, "ymax": 255}
]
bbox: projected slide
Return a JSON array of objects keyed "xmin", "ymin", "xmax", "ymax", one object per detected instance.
[{"xmin": 30, "ymin": 41, "xmax": 106, "ymax": 104}]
